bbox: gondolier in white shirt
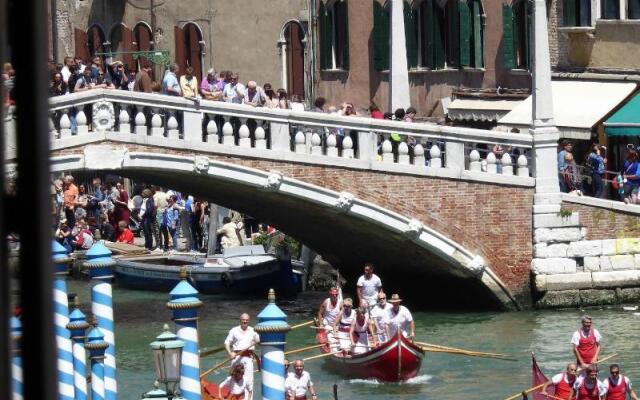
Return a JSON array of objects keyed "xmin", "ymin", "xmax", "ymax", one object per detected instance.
[
  {"xmin": 284, "ymin": 359, "xmax": 318, "ymax": 400},
  {"xmin": 385, "ymin": 294, "xmax": 415, "ymax": 340},
  {"xmin": 350, "ymin": 307, "xmax": 377, "ymax": 354},
  {"xmin": 316, "ymin": 287, "xmax": 342, "ymax": 350},
  {"xmin": 370, "ymin": 291, "xmax": 392, "ymax": 343},
  {"xmin": 333, "ymin": 298, "xmax": 355, "ymax": 352},
  {"xmin": 224, "ymin": 313, "xmax": 260, "ymax": 397},
  {"xmin": 356, "ymin": 263, "xmax": 382, "ymax": 309}
]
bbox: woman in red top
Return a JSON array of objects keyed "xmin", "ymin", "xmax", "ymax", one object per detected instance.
[
  {"xmin": 116, "ymin": 220, "xmax": 134, "ymax": 244},
  {"xmin": 113, "ymin": 182, "xmax": 131, "ymax": 231}
]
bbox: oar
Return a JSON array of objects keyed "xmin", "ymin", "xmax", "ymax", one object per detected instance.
[
  {"xmin": 303, "ymin": 350, "xmax": 343, "ymax": 362},
  {"xmin": 416, "ymin": 341, "xmax": 511, "ymax": 358},
  {"xmin": 421, "ymin": 346, "xmax": 517, "ymax": 361},
  {"xmin": 291, "ymin": 320, "xmax": 316, "ymax": 330},
  {"xmin": 200, "ymin": 345, "xmax": 226, "ymax": 358},
  {"xmin": 284, "ymin": 344, "xmax": 325, "ymax": 356},
  {"xmin": 199, "ymin": 347, "xmax": 255, "ymax": 379}
]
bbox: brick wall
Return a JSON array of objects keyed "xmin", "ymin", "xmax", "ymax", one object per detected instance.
[
  {"xmin": 564, "ymin": 202, "xmax": 640, "ymax": 239},
  {"xmin": 52, "ymin": 143, "xmax": 535, "ymax": 299}
]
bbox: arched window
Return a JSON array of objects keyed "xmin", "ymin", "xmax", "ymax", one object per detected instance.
[
  {"xmin": 174, "ymin": 23, "xmax": 204, "ymax": 80},
  {"xmin": 87, "ymin": 24, "xmax": 106, "ymax": 57},
  {"xmin": 502, "ymin": 0, "xmax": 530, "ymax": 70},
  {"xmin": 318, "ymin": 0, "xmax": 349, "ymax": 70},
  {"xmin": 281, "ymin": 21, "xmax": 306, "ymax": 99},
  {"xmin": 109, "ymin": 23, "xmax": 134, "ymax": 70},
  {"xmin": 133, "ymin": 22, "xmax": 154, "ymax": 72}
]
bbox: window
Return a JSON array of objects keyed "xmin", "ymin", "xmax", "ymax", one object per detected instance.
[
  {"xmin": 174, "ymin": 23, "xmax": 204, "ymax": 80},
  {"xmin": 502, "ymin": 1, "xmax": 530, "ymax": 70},
  {"xmin": 319, "ymin": 0, "xmax": 349, "ymax": 70},
  {"xmin": 133, "ymin": 23, "xmax": 153, "ymax": 72},
  {"xmin": 630, "ymin": 0, "xmax": 640, "ymax": 18},
  {"xmin": 562, "ymin": 0, "xmax": 591, "ymax": 25},
  {"xmin": 601, "ymin": 0, "xmax": 619, "ymax": 18},
  {"xmin": 87, "ymin": 25, "xmax": 106, "ymax": 57},
  {"xmin": 109, "ymin": 23, "xmax": 134, "ymax": 70}
]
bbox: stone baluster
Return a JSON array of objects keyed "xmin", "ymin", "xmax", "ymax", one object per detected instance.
[
  {"xmin": 76, "ymin": 110, "xmax": 89, "ymax": 135},
  {"xmin": 254, "ymin": 125, "xmax": 267, "ymax": 149},
  {"xmin": 118, "ymin": 109, "xmax": 130, "ymax": 134},
  {"xmin": 342, "ymin": 135, "xmax": 355, "ymax": 159},
  {"xmin": 50, "ymin": 114, "xmax": 59, "ymax": 139},
  {"xmin": 150, "ymin": 114, "xmax": 164, "ymax": 137},
  {"xmin": 294, "ymin": 131, "xmax": 306, "ymax": 153},
  {"xmin": 206, "ymin": 118, "xmax": 218, "ymax": 143},
  {"xmin": 53, "ymin": 241, "xmax": 75, "ymax": 400},
  {"xmin": 517, "ymin": 154, "xmax": 530, "ymax": 177},
  {"xmin": 326, "ymin": 134, "xmax": 338, "ymax": 157},
  {"xmin": 238, "ymin": 119, "xmax": 251, "ymax": 147},
  {"xmin": 310, "ymin": 132, "xmax": 322, "ymax": 155},
  {"xmin": 486, "ymin": 152, "xmax": 497, "ymax": 174},
  {"xmin": 60, "ymin": 111, "xmax": 72, "ymax": 138},
  {"xmin": 469, "ymin": 149, "xmax": 482, "ymax": 172},
  {"xmin": 398, "ymin": 142, "xmax": 410, "ymax": 164},
  {"xmin": 167, "ymin": 116, "xmax": 179, "ymax": 140},
  {"xmin": 134, "ymin": 112, "xmax": 147, "ymax": 135},
  {"xmin": 381, "ymin": 139, "xmax": 393, "ymax": 163},
  {"xmin": 502, "ymin": 153, "xmax": 514, "ymax": 175},
  {"xmin": 222, "ymin": 120, "xmax": 235, "ymax": 145},
  {"xmin": 414, "ymin": 143, "xmax": 425, "ymax": 166},
  {"xmin": 429, "ymin": 144, "xmax": 442, "ymax": 168}
]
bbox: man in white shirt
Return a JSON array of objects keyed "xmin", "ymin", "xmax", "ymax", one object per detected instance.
[
  {"xmin": 571, "ymin": 367, "xmax": 607, "ymax": 399},
  {"xmin": 284, "ymin": 359, "xmax": 317, "ymax": 400},
  {"xmin": 369, "ymin": 291, "xmax": 392, "ymax": 343},
  {"xmin": 223, "ymin": 73, "xmax": 245, "ymax": 104},
  {"xmin": 602, "ymin": 364, "xmax": 639, "ymax": 400},
  {"xmin": 541, "ymin": 363, "xmax": 577, "ymax": 400},
  {"xmin": 571, "ymin": 315, "xmax": 602, "ymax": 369},
  {"xmin": 224, "ymin": 313, "xmax": 260, "ymax": 395},
  {"xmin": 60, "ymin": 56, "xmax": 74, "ymax": 84},
  {"xmin": 385, "ymin": 294, "xmax": 414, "ymax": 340},
  {"xmin": 356, "ymin": 263, "xmax": 382, "ymax": 309}
]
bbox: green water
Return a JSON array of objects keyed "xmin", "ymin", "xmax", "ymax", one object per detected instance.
[{"xmin": 67, "ymin": 280, "xmax": 640, "ymax": 400}]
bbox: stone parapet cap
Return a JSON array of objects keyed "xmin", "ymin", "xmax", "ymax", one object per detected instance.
[
  {"xmin": 561, "ymin": 193, "xmax": 640, "ymax": 215},
  {"xmin": 558, "ymin": 26, "xmax": 595, "ymax": 33}
]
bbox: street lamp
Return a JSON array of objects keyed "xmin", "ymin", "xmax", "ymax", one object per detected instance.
[{"xmin": 150, "ymin": 324, "xmax": 184, "ymax": 397}]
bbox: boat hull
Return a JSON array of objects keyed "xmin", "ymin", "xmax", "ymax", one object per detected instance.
[{"xmin": 316, "ymin": 330, "xmax": 424, "ymax": 382}]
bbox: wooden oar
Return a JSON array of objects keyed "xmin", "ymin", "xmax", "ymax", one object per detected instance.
[
  {"xmin": 303, "ymin": 350, "xmax": 343, "ymax": 362},
  {"xmin": 290, "ymin": 320, "xmax": 315, "ymax": 330},
  {"xmin": 199, "ymin": 348, "xmax": 255, "ymax": 379},
  {"xmin": 284, "ymin": 344, "xmax": 325, "ymax": 356},
  {"xmin": 416, "ymin": 341, "xmax": 511, "ymax": 358},
  {"xmin": 421, "ymin": 346, "xmax": 517, "ymax": 361},
  {"xmin": 200, "ymin": 345, "xmax": 226, "ymax": 358}
]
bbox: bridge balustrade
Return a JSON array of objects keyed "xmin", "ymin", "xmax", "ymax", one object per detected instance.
[{"xmin": 40, "ymin": 90, "xmax": 535, "ymax": 182}]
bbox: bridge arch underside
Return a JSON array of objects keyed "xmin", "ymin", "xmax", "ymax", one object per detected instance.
[{"xmin": 52, "ymin": 153, "xmax": 522, "ymax": 310}]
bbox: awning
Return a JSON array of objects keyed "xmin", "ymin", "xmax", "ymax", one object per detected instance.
[
  {"xmin": 447, "ymin": 99, "xmax": 521, "ymax": 122},
  {"xmin": 604, "ymin": 92, "xmax": 640, "ymax": 136},
  {"xmin": 497, "ymin": 81, "xmax": 638, "ymax": 140}
]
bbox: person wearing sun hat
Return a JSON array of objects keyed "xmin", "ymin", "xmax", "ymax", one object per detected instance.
[{"xmin": 385, "ymin": 294, "xmax": 414, "ymax": 340}]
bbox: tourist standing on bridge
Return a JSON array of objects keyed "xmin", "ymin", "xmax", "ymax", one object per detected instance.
[
  {"xmin": 284, "ymin": 359, "xmax": 318, "ymax": 400},
  {"xmin": 223, "ymin": 73, "xmax": 244, "ymax": 104},
  {"xmin": 541, "ymin": 363, "xmax": 577, "ymax": 400},
  {"xmin": 243, "ymin": 81, "xmax": 266, "ymax": 107},
  {"xmin": 200, "ymin": 69, "xmax": 222, "ymax": 100},
  {"xmin": 571, "ymin": 316, "xmax": 602, "ymax": 369},
  {"xmin": 603, "ymin": 364, "xmax": 639, "ymax": 400},
  {"xmin": 179, "ymin": 66, "xmax": 198, "ymax": 98},
  {"xmin": 356, "ymin": 263, "xmax": 382, "ymax": 309},
  {"xmin": 162, "ymin": 63, "xmax": 181, "ymax": 96},
  {"xmin": 333, "ymin": 298, "xmax": 355, "ymax": 352},
  {"xmin": 133, "ymin": 63, "xmax": 153, "ymax": 93},
  {"xmin": 386, "ymin": 294, "xmax": 415, "ymax": 340},
  {"xmin": 370, "ymin": 291, "xmax": 391, "ymax": 343},
  {"xmin": 571, "ymin": 367, "xmax": 607, "ymax": 400},
  {"xmin": 224, "ymin": 313, "xmax": 260, "ymax": 398}
]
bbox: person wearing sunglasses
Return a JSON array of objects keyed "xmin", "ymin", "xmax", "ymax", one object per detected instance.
[
  {"xmin": 602, "ymin": 364, "xmax": 639, "ymax": 400},
  {"xmin": 370, "ymin": 291, "xmax": 392, "ymax": 343}
]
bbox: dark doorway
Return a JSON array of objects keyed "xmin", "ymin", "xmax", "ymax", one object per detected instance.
[{"xmin": 284, "ymin": 22, "xmax": 305, "ymax": 99}]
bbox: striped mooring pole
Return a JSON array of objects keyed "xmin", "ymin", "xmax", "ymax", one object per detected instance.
[
  {"xmin": 167, "ymin": 267, "xmax": 202, "ymax": 400},
  {"xmin": 85, "ymin": 324, "xmax": 109, "ymax": 400},
  {"xmin": 11, "ymin": 316, "xmax": 23, "ymax": 400},
  {"xmin": 66, "ymin": 297, "xmax": 90, "ymax": 400},
  {"xmin": 84, "ymin": 242, "xmax": 117, "ymax": 400},
  {"xmin": 53, "ymin": 240, "xmax": 75, "ymax": 400},
  {"xmin": 255, "ymin": 289, "xmax": 291, "ymax": 400}
]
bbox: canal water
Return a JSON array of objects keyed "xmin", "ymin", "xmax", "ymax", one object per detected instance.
[{"xmin": 67, "ymin": 280, "xmax": 640, "ymax": 400}]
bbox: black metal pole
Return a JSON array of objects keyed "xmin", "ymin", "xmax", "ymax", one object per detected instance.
[
  {"xmin": 9, "ymin": 0, "xmax": 57, "ymax": 398},
  {"xmin": 0, "ymin": 0, "xmax": 9, "ymax": 395}
]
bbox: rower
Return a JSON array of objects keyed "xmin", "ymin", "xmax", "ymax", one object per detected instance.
[
  {"xmin": 350, "ymin": 307, "xmax": 377, "ymax": 354},
  {"xmin": 603, "ymin": 364, "xmax": 639, "ymax": 400},
  {"xmin": 541, "ymin": 363, "xmax": 578, "ymax": 400},
  {"xmin": 356, "ymin": 263, "xmax": 382, "ymax": 309},
  {"xmin": 218, "ymin": 364, "xmax": 250, "ymax": 400},
  {"xmin": 284, "ymin": 359, "xmax": 318, "ymax": 400},
  {"xmin": 224, "ymin": 313, "xmax": 260, "ymax": 398},
  {"xmin": 571, "ymin": 315, "xmax": 602, "ymax": 369},
  {"xmin": 370, "ymin": 291, "xmax": 391, "ymax": 343},
  {"xmin": 316, "ymin": 287, "xmax": 341, "ymax": 350},
  {"xmin": 385, "ymin": 294, "xmax": 415, "ymax": 340},
  {"xmin": 571, "ymin": 366, "xmax": 607, "ymax": 400},
  {"xmin": 333, "ymin": 298, "xmax": 355, "ymax": 352}
]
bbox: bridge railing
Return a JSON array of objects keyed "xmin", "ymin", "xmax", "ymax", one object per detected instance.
[{"xmin": 45, "ymin": 90, "xmax": 535, "ymax": 182}]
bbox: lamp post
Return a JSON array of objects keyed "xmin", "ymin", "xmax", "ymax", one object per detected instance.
[
  {"xmin": 150, "ymin": 324, "xmax": 184, "ymax": 397},
  {"xmin": 85, "ymin": 323, "xmax": 109, "ymax": 400},
  {"xmin": 53, "ymin": 240, "xmax": 75, "ymax": 400}
]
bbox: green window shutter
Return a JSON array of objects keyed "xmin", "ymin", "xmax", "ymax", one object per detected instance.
[
  {"xmin": 472, "ymin": 0, "xmax": 483, "ymax": 68},
  {"xmin": 373, "ymin": 1, "xmax": 390, "ymax": 71},
  {"xmin": 459, "ymin": 0, "xmax": 471, "ymax": 67},
  {"xmin": 404, "ymin": 1, "xmax": 418, "ymax": 68},
  {"xmin": 336, "ymin": 1, "xmax": 350, "ymax": 69},
  {"xmin": 563, "ymin": 0, "xmax": 577, "ymax": 26},
  {"xmin": 422, "ymin": 0, "xmax": 435, "ymax": 68},
  {"xmin": 502, "ymin": 4, "xmax": 515, "ymax": 70},
  {"xmin": 524, "ymin": 1, "xmax": 530, "ymax": 70},
  {"xmin": 319, "ymin": 1, "xmax": 332, "ymax": 70},
  {"xmin": 433, "ymin": 3, "xmax": 445, "ymax": 69}
]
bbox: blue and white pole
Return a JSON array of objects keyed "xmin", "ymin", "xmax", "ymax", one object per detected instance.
[
  {"xmin": 11, "ymin": 316, "xmax": 23, "ymax": 400},
  {"xmin": 85, "ymin": 325, "xmax": 109, "ymax": 400},
  {"xmin": 66, "ymin": 298, "xmax": 90, "ymax": 400},
  {"xmin": 255, "ymin": 289, "xmax": 291, "ymax": 400},
  {"xmin": 84, "ymin": 242, "xmax": 117, "ymax": 400},
  {"xmin": 166, "ymin": 267, "xmax": 202, "ymax": 400},
  {"xmin": 53, "ymin": 240, "xmax": 75, "ymax": 400}
]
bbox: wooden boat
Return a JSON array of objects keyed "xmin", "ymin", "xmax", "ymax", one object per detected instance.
[
  {"xmin": 315, "ymin": 329, "xmax": 425, "ymax": 382},
  {"xmin": 113, "ymin": 245, "xmax": 302, "ymax": 294}
]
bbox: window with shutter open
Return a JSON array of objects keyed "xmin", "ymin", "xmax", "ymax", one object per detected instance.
[
  {"xmin": 418, "ymin": 0, "xmax": 445, "ymax": 69},
  {"xmin": 404, "ymin": 1, "xmax": 418, "ymax": 69},
  {"xmin": 502, "ymin": 4, "xmax": 516, "ymax": 70},
  {"xmin": 319, "ymin": 0, "xmax": 349, "ymax": 70},
  {"xmin": 373, "ymin": 1, "xmax": 390, "ymax": 71}
]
